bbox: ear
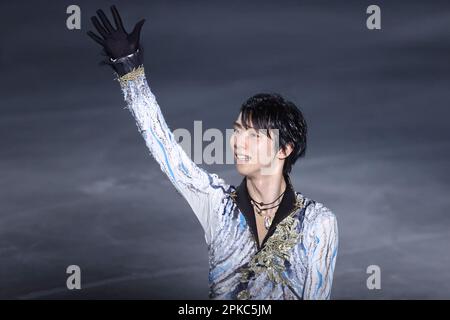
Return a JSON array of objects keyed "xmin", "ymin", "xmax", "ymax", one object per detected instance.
[{"xmin": 277, "ymin": 143, "xmax": 293, "ymax": 160}]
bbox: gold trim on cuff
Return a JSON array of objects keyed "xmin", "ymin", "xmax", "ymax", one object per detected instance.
[{"xmin": 117, "ymin": 66, "xmax": 145, "ymax": 85}]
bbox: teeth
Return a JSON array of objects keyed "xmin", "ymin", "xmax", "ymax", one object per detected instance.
[{"xmin": 236, "ymin": 154, "xmax": 250, "ymax": 160}]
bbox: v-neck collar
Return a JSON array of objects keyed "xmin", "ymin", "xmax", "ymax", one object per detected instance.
[{"xmin": 232, "ymin": 174, "xmax": 298, "ymax": 251}]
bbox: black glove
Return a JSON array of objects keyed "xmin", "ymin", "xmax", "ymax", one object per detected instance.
[{"xmin": 87, "ymin": 5, "xmax": 146, "ymax": 76}]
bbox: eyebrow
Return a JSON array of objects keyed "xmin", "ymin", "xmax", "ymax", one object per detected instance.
[{"xmin": 233, "ymin": 121, "xmax": 265, "ymax": 135}]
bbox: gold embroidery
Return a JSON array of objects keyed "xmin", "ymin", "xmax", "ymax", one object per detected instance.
[
  {"xmin": 236, "ymin": 196, "xmax": 305, "ymax": 299},
  {"xmin": 117, "ymin": 66, "xmax": 145, "ymax": 85}
]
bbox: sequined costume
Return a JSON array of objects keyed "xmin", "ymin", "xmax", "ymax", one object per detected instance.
[{"xmin": 112, "ymin": 52, "xmax": 338, "ymax": 300}]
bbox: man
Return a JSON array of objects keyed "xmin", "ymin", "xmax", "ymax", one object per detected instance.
[{"xmin": 87, "ymin": 6, "xmax": 338, "ymax": 300}]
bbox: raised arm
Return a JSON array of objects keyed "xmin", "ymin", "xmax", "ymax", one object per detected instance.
[{"xmin": 87, "ymin": 6, "xmax": 227, "ymax": 245}]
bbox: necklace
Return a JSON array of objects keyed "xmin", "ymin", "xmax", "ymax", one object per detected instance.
[{"xmin": 249, "ymin": 188, "xmax": 286, "ymax": 230}]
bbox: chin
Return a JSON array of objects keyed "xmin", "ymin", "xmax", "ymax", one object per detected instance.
[{"xmin": 235, "ymin": 164, "xmax": 259, "ymax": 177}]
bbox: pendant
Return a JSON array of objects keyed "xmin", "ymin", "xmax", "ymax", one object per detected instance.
[{"xmin": 264, "ymin": 216, "xmax": 272, "ymax": 230}]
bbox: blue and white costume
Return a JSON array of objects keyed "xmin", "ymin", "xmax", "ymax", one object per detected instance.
[{"xmin": 113, "ymin": 55, "xmax": 339, "ymax": 300}]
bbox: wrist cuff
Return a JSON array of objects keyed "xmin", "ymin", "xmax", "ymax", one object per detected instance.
[{"xmin": 107, "ymin": 47, "xmax": 144, "ymax": 77}]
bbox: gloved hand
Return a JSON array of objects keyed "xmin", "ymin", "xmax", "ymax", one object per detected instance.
[{"xmin": 87, "ymin": 5, "xmax": 146, "ymax": 76}]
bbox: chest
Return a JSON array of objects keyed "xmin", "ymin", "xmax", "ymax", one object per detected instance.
[{"xmin": 255, "ymin": 214, "xmax": 270, "ymax": 247}]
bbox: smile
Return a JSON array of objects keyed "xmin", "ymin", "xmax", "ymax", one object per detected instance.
[{"xmin": 235, "ymin": 153, "xmax": 251, "ymax": 161}]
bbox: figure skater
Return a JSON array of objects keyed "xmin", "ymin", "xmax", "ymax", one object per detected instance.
[{"xmin": 87, "ymin": 5, "xmax": 338, "ymax": 300}]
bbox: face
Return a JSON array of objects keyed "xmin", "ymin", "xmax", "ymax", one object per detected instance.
[{"xmin": 230, "ymin": 112, "xmax": 290, "ymax": 178}]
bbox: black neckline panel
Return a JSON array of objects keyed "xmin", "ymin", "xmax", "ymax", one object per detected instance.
[{"xmin": 234, "ymin": 174, "xmax": 297, "ymax": 250}]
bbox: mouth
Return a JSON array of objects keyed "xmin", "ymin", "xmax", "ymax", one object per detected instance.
[{"xmin": 235, "ymin": 153, "xmax": 251, "ymax": 162}]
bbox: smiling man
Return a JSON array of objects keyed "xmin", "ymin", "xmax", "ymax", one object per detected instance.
[{"xmin": 88, "ymin": 6, "xmax": 338, "ymax": 300}]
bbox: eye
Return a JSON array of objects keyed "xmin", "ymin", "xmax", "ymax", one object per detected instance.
[{"xmin": 233, "ymin": 128, "xmax": 240, "ymax": 134}]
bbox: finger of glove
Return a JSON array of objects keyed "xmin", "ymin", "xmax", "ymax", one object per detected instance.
[
  {"xmin": 111, "ymin": 5, "xmax": 126, "ymax": 33},
  {"xmin": 87, "ymin": 30, "xmax": 105, "ymax": 46},
  {"xmin": 96, "ymin": 9, "xmax": 115, "ymax": 33},
  {"xmin": 91, "ymin": 16, "xmax": 108, "ymax": 38},
  {"xmin": 130, "ymin": 19, "xmax": 146, "ymax": 44}
]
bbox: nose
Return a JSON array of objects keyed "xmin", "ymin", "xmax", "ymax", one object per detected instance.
[{"xmin": 233, "ymin": 131, "xmax": 248, "ymax": 153}]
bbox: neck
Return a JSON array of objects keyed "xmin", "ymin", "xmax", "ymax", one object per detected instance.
[{"xmin": 246, "ymin": 173, "xmax": 287, "ymax": 209}]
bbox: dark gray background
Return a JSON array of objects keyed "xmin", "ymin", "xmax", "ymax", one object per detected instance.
[{"xmin": 1, "ymin": 0, "xmax": 449, "ymax": 299}]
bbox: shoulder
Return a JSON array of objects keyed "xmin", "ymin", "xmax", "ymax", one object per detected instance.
[
  {"xmin": 207, "ymin": 173, "xmax": 231, "ymax": 195},
  {"xmin": 299, "ymin": 193, "xmax": 338, "ymax": 236},
  {"xmin": 207, "ymin": 173, "xmax": 234, "ymax": 208}
]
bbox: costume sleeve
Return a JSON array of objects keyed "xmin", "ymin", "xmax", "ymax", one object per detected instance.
[
  {"xmin": 302, "ymin": 205, "xmax": 339, "ymax": 300},
  {"xmin": 113, "ymin": 53, "xmax": 226, "ymax": 245}
]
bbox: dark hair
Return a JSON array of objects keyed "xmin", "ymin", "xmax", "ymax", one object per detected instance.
[{"xmin": 239, "ymin": 93, "xmax": 307, "ymax": 175}]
